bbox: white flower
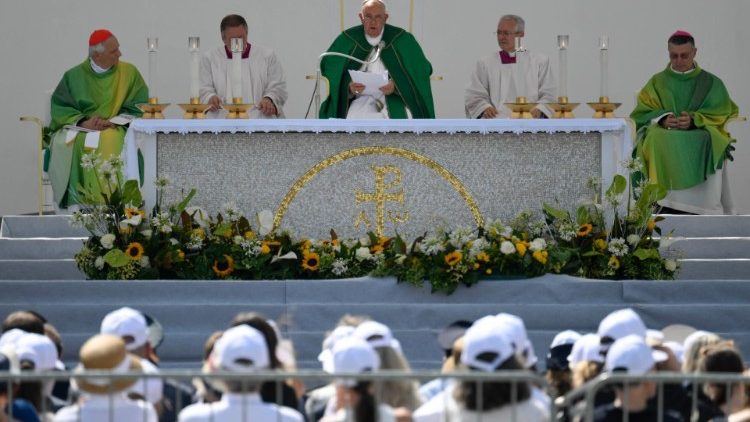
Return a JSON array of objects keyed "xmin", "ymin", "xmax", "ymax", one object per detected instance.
[
  {"xmin": 485, "ymin": 219, "xmax": 512, "ymax": 238},
  {"xmin": 185, "ymin": 206, "xmax": 210, "ymax": 228},
  {"xmin": 155, "ymin": 175, "xmax": 170, "ymax": 189},
  {"xmin": 152, "ymin": 212, "xmax": 173, "ymax": 234},
  {"xmin": 331, "ymin": 259, "xmax": 349, "ymax": 276},
  {"xmin": 121, "ymin": 214, "xmax": 142, "ymax": 227},
  {"xmin": 469, "ymin": 238, "xmax": 489, "ymax": 258},
  {"xmin": 529, "ymin": 238, "xmax": 547, "ymax": 251},
  {"xmin": 100, "ymin": 234, "xmax": 115, "ymax": 250},
  {"xmin": 94, "ymin": 256, "xmax": 105, "ymax": 270},
  {"xmin": 107, "ymin": 156, "xmax": 124, "ymax": 170},
  {"xmin": 448, "ymin": 226, "xmax": 476, "ymax": 249},
  {"xmin": 419, "ymin": 236, "xmax": 445, "ymax": 256},
  {"xmin": 271, "ymin": 251, "xmax": 297, "ymax": 264},
  {"xmin": 343, "ymin": 238, "xmax": 359, "ymax": 249},
  {"xmin": 169, "ymin": 238, "xmax": 180, "ymax": 246},
  {"xmin": 659, "ymin": 236, "xmax": 675, "ymax": 249},
  {"xmin": 500, "ymin": 241, "xmax": 516, "ymax": 255},
  {"xmin": 221, "ymin": 202, "xmax": 241, "ymax": 222},
  {"xmin": 80, "ymin": 153, "xmax": 98, "ymax": 170},
  {"xmin": 69, "ymin": 211, "xmax": 87, "ymax": 228},
  {"xmin": 233, "ymin": 235, "xmax": 244, "ymax": 245},
  {"xmin": 359, "ymin": 237, "xmax": 371, "ymax": 247},
  {"xmin": 395, "ymin": 254, "xmax": 407, "ymax": 265},
  {"xmin": 355, "ymin": 247, "xmax": 372, "ymax": 261},
  {"xmin": 608, "ymin": 238, "xmax": 629, "ymax": 257},
  {"xmin": 627, "ymin": 234, "xmax": 641, "ymax": 246},
  {"xmin": 140, "ymin": 229, "xmax": 152, "ymax": 239},
  {"xmin": 664, "ymin": 259, "xmax": 677, "ymax": 272},
  {"xmin": 138, "ymin": 256, "xmax": 150, "ymax": 268},
  {"xmin": 257, "ymin": 210, "xmax": 274, "ymax": 236}
]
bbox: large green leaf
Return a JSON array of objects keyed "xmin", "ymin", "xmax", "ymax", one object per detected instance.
[
  {"xmin": 576, "ymin": 206, "xmax": 591, "ymax": 225},
  {"xmin": 543, "ymin": 203, "xmax": 569, "ymax": 221},
  {"xmin": 104, "ymin": 249, "xmax": 131, "ymax": 268},
  {"xmin": 606, "ymin": 174, "xmax": 627, "ymax": 197},
  {"xmin": 176, "ymin": 189, "xmax": 197, "ymax": 214},
  {"xmin": 633, "ymin": 248, "xmax": 661, "ymax": 260},
  {"xmin": 122, "ymin": 180, "xmax": 143, "ymax": 207}
]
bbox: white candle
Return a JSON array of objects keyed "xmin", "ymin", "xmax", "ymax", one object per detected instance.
[
  {"xmin": 558, "ymin": 35, "xmax": 569, "ymax": 98},
  {"xmin": 189, "ymin": 37, "xmax": 200, "ymax": 99},
  {"xmin": 147, "ymin": 37, "xmax": 158, "ymax": 99},
  {"xmin": 230, "ymin": 38, "xmax": 243, "ymax": 101},
  {"xmin": 599, "ymin": 35, "xmax": 609, "ymax": 99}
]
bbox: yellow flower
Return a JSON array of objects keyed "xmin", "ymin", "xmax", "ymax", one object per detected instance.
[
  {"xmin": 192, "ymin": 228, "xmax": 206, "ymax": 239},
  {"xmin": 515, "ymin": 242, "xmax": 527, "ymax": 256},
  {"xmin": 532, "ymin": 250, "xmax": 548, "ymax": 265},
  {"xmin": 244, "ymin": 230, "xmax": 256, "ymax": 240},
  {"xmin": 473, "ymin": 262, "xmax": 480, "ymax": 270},
  {"xmin": 302, "ymin": 251, "xmax": 320, "ymax": 271},
  {"xmin": 370, "ymin": 244, "xmax": 385, "ymax": 254},
  {"xmin": 476, "ymin": 252, "xmax": 490, "ymax": 263},
  {"xmin": 444, "ymin": 251, "xmax": 463, "ymax": 267},
  {"xmin": 125, "ymin": 207, "xmax": 145, "ymax": 219},
  {"xmin": 177, "ymin": 250, "xmax": 185, "ymax": 261},
  {"xmin": 260, "ymin": 243, "xmax": 271, "ymax": 255},
  {"xmin": 647, "ymin": 219, "xmax": 656, "ymax": 231},
  {"xmin": 119, "ymin": 226, "xmax": 134, "ymax": 235},
  {"xmin": 377, "ymin": 236, "xmax": 390, "ymax": 246},
  {"xmin": 212, "ymin": 255, "xmax": 234, "ymax": 277},
  {"xmin": 608, "ymin": 256, "xmax": 620, "ymax": 270},
  {"xmin": 594, "ymin": 238, "xmax": 608, "ymax": 251},
  {"xmin": 577, "ymin": 223, "xmax": 593, "ymax": 237},
  {"xmin": 125, "ymin": 242, "xmax": 144, "ymax": 261},
  {"xmin": 300, "ymin": 240, "xmax": 312, "ymax": 251},
  {"xmin": 485, "ymin": 268, "xmax": 493, "ymax": 275}
]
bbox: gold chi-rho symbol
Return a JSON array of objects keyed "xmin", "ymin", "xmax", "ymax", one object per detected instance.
[{"xmin": 354, "ymin": 165, "xmax": 409, "ymax": 236}]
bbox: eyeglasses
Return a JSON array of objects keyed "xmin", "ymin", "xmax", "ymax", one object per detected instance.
[
  {"xmin": 495, "ymin": 31, "xmax": 521, "ymax": 37},
  {"xmin": 362, "ymin": 15, "xmax": 386, "ymax": 23}
]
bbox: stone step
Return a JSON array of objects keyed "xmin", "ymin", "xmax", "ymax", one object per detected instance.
[
  {"xmin": 677, "ymin": 259, "xmax": 750, "ymax": 280},
  {"xmin": 0, "ymin": 238, "xmax": 84, "ymax": 259},
  {"xmin": 657, "ymin": 215, "xmax": 750, "ymax": 238},
  {"xmin": 0, "ymin": 215, "xmax": 88, "ymax": 238},
  {"xmin": 666, "ymin": 237, "xmax": 750, "ymax": 259},
  {"xmin": 0, "ymin": 259, "xmax": 85, "ymax": 280}
]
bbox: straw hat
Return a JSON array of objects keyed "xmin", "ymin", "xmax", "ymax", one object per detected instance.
[{"xmin": 76, "ymin": 334, "xmax": 142, "ymax": 394}]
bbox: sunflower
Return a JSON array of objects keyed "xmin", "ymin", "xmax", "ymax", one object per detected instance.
[
  {"xmin": 125, "ymin": 242, "xmax": 144, "ymax": 261},
  {"xmin": 577, "ymin": 223, "xmax": 593, "ymax": 237},
  {"xmin": 212, "ymin": 255, "xmax": 234, "ymax": 277},
  {"xmin": 192, "ymin": 228, "xmax": 206, "ymax": 239},
  {"xmin": 532, "ymin": 250, "xmax": 548, "ymax": 265},
  {"xmin": 370, "ymin": 244, "xmax": 385, "ymax": 254},
  {"xmin": 300, "ymin": 240, "xmax": 312, "ymax": 251},
  {"xmin": 302, "ymin": 251, "xmax": 320, "ymax": 271},
  {"xmin": 608, "ymin": 255, "xmax": 620, "ymax": 270},
  {"xmin": 124, "ymin": 207, "xmax": 145, "ymax": 219},
  {"xmin": 444, "ymin": 251, "xmax": 463, "ymax": 267}
]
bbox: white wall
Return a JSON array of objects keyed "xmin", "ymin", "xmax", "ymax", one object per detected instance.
[{"xmin": 1, "ymin": 0, "xmax": 748, "ymax": 216}]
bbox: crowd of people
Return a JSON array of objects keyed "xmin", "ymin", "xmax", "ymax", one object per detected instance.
[{"xmin": 0, "ymin": 306, "xmax": 749, "ymax": 421}]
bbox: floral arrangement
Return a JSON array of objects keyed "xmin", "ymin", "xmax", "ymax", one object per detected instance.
[{"xmin": 72, "ymin": 156, "xmax": 679, "ymax": 294}]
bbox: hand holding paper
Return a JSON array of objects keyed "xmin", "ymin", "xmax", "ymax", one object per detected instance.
[{"xmin": 348, "ymin": 70, "xmax": 388, "ymax": 96}]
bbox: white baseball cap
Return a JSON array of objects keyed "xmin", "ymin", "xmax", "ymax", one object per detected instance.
[
  {"xmin": 0, "ymin": 329, "xmax": 27, "ymax": 349},
  {"xmin": 461, "ymin": 320, "xmax": 514, "ymax": 372},
  {"xmin": 598, "ymin": 308, "xmax": 647, "ymax": 341},
  {"xmin": 100, "ymin": 307, "xmax": 149, "ymax": 351},
  {"xmin": 495, "ymin": 313, "xmax": 538, "ymax": 368},
  {"xmin": 331, "ymin": 336, "xmax": 380, "ymax": 386},
  {"xmin": 353, "ymin": 321, "xmax": 401, "ymax": 351},
  {"xmin": 15, "ymin": 332, "xmax": 57, "ymax": 371},
  {"xmin": 212, "ymin": 325, "xmax": 269, "ymax": 372},
  {"xmin": 605, "ymin": 334, "xmax": 668, "ymax": 375},
  {"xmin": 567, "ymin": 333, "xmax": 605, "ymax": 369},
  {"xmin": 318, "ymin": 325, "xmax": 356, "ymax": 373}
]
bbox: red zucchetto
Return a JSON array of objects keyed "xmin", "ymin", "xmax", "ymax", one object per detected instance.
[
  {"xmin": 670, "ymin": 30, "xmax": 693, "ymax": 38},
  {"xmin": 89, "ymin": 29, "xmax": 113, "ymax": 46}
]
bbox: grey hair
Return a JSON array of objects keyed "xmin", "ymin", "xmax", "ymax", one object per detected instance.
[
  {"xmin": 88, "ymin": 42, "xmax": 106, "ymax": 58},
  {"xmin": 499, "ymin": 14, "xmax": 525, "ymax": 33},
  {"xmin": 362, "ymin": 0, "xmax": 387, "ymax": 13}
]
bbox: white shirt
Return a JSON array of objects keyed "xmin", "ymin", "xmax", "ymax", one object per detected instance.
[
  {"xmin": 178, "ymin": 392, "xmax": 304, "ymax": 422},
  {"xmin": 54, "ymin": 393, "xmax": 157, "ymax": 422},
  {"xmin": 130, "ymin": 358, "xmax": 163, "ymax": 405},
  {"xmin": 465, "ymin": 50, "xmax": 556, "ymax": 119},
  {"xmin": 200, "ymin": 45, "xmax": 288, "ymax": 119}
]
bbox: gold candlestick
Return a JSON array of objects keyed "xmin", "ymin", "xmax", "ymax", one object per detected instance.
[
  {"xmin": 224, "ymin": 97, "xmax": 252, "ymax": 119},
  {"xmin": 548, "ymin": 96, "xmax": 580, "ymax": 119},
  {"xmin": 504, "ymin": 96, "xmax": 537, "ymax": 119},
  {"xmin": 178, "ymin": 97, "xmax": 208, "ymax": 119},
  {"xmin": 587, "ymin": 96, "xmax": 621, "ymax": 118},
  {"xmin": 138, "ymin": 97, "xmax": 170, "ymax": 119}
]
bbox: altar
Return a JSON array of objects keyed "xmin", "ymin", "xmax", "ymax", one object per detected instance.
[{"xmin": 124, "ymin": 119, "xmax": 632, "ymax": 238}]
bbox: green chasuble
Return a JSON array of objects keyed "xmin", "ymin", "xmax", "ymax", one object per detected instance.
[
  {"xmin": 630, "ymin": 63, "xmax": 738, "ymax": 191},
  {"xmin": 48, "ymin": 60, "xmax": 148, "ymax": 207},
  {"xmin": 319, "ymin": 24, "xmax": 434, "ymax": 119}
]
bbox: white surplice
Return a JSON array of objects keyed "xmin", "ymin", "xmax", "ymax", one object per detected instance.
[
  {"xmin": 200, "ymin": 45, "xmax": 288, "ymax": 119},
  {"xmin": 465, "ymin": 51, "xmax": 556, "ymax": 119}
]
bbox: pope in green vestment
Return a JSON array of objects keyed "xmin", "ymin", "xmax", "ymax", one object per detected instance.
[
  {"xmin": 631, "ymin": 34, "xmax": 738, "ymax": 195},
  {"xmin": 319, "ymin": 10, "xmax": 434, "ymax": 119},
  {"xmin": 48, "ymin": 31, "xmax": 148, "ymax": 208}
]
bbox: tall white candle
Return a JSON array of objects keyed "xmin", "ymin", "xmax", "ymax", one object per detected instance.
[
  {"xmin": 514, "ymin": 36, "xmax": 527, "ymax": 99},
  {"xmin": 599, "ymin": 36, "xmax": 609, "ymax": 99},
  {"xmin": 230, "ymin": 38, "xmax": 243, "ymax": 101},
  {"xmin": 147, "ymin": 37, "xmax": 158, "ymax": 99},
  {"xmin": 189, "ymin": 37, "xmax": 200, "ymax": 99},
  {"xmin": 558, "ymin": 35, "xmax": 569, "ymax": 99}
]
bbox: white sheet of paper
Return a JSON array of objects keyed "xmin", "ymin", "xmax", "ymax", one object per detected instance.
[
  {"xmin": 348, "ymin": 70, "xmax": 388, "ymax": 96},
  {"xmin": 63, "ymin": 125, "xmax": 96, "ymax": 145},
  {"xmin": 84, "ymin": 131, "xmax": 101, "ymax": 150},
  {"xmin": 109, "ymin": 114, "xmax": 136, "ymax": 125}
]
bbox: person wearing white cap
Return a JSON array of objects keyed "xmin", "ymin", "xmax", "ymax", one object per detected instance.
[
  {"xmin": 592, "ymin": 334, "xmax": 680, "ymax": 422},
  {"xmin": 0, "ymin": 349, "xmax": 41, "ymax": 422},
  {"xmin": 178, "ymin": 325, "xmax": 303, "ymax": 422},
  {"xmin": 306, "ymin": 325, "xmax": 356, "ymax": 422},
  {"xmin": 597, "ymin": 308, "xmax": 647, "ymax": 351},
  {"xmin": 568, "ymin": 333, "xmax": 606, "ymax": 389},
  {"xmin": 100, "ymin": 307, "xmax": 164, "ymax": 407},
  {"xmin": 352, "ymin": 321, "xmax": 422, "ymax": 412},
  {"xmin": 413, "ymin": 320, "xmax": 549, "ymax": 422},
  {"xmin": 545, "ymin": 330, "xmax": 581, "ymax": 400},
  {"xmin": 54, "ymin": 334, "xmax": 157, "ymax": 422},
  {"xmin": 320, "ymin": 336, "xmax": 395, "ymax": 422}
]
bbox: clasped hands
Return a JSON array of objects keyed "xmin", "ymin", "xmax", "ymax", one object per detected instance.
[
  {"xmin": 80, "ymin": 116, "xmax": 114, "ymax": 131},
  {"xmin": 349, "ymin": 80, "xmax": 395, "ymax": 97},
  {"xmin": 481, "ymin": 106, "xmax": 543, "ymax": 119},
  {"xmin": 661, "ymin": 111, "xmax": 692, "ymax": 130},
  {"xmin": 207, "ymin": 95, "xmax": 277, "ymax": 116}
]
